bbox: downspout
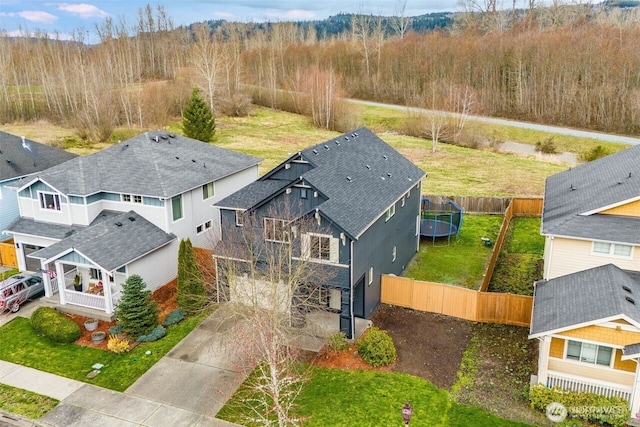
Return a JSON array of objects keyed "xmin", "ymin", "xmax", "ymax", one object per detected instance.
[
  {"xmin": 630, "ymin": 359, "xmax": 640, "ymax": 419},
  {"xmin": 544, "ymin": 236, "xmax": 554, "ymax": 280},
  {"xmin": 350, "ymin": 239, "xmax": 355, "ymax": 340}
]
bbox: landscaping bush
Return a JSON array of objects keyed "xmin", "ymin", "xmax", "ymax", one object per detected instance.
[
  {"xmin": 107, "ymin": 335, "xmax": 131, "ymax": 353},
  {"xmin": 108, "ymin": 325, "xmax": 122, "ymax": 336},
  {"xmin": 115, "ymin": 274, "xmax": 159, "ymax": 338},
  {"xmin": 529, "ymin": 384, "xmax": 629, "ymax": 427},
  {"xmin": 30, "ymin": 307, "xmax": 81, "ymax": 344},
  {"xmin": 535, "ymin": 137, "xmax": 557, "ymax": 154},
  {"xmin": 137, "ymin": 325, "xmax": 166, "ymax": 342},
  {"xmin": 357, "ymin": 327, "xmax": 397, "ymax": 367},
  {"xmin": 177, "ymin": 239, "xmax": 208, "ymax": 314},
  {"xmin": 328, "ymin": 332, "xmax": 349, "ymax": 352},
  {"xmin": 162, "ymin": 309, "xmax": 186, "ymax": 327},
  {"xmin": 581, "ymin": 145, "xmax": 610, "ymax": 162}
]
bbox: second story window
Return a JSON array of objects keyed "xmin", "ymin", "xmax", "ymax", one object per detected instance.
[
  {"xmin": 235, "ymin": 211, "xmax": 244, "ymax": 226},
  {"xmin": 592, "ymin": 241, "xmax": 633, "ymax": 258},
  {"xmin": 121, "ymin": 194, "xmax": 142, "ymax": 203},
  {"xmin": 385, "ymin": 204, "xmax": 396, "ymax": 221},
  {"xmin": 264, "ymin": 218, "xmax": 288, "ymax": 242},
  {"xmin": 39, "ymin": 192, "xmax": 61, "ymax": 211},
  {"xmin": 302, "ymin": 233, "xmax": 338, "ymax": 263},
  {"xmin": 202, "ymin": 182, "xmax": 215, "ymax": 200},
  {"xmin": 172, "ymin": 195, "xmax": 183, "ymax": 221}
]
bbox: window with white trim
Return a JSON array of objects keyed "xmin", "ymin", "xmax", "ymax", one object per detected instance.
[
  {"xmin": 89, "ymin": 268, "xmax": 102, "ymax": 280},
  {"xmin": 235, "ymin": 211, "xmax": 244, "ymax": 226},
  {"xmin": 39, "ymin": 192, "xmax": 61, "ymax": 210},
  {"xmin": 202, "ymin": 182, "xmax": 215, "ymax": 199},
  {"xmin": 172, "ymin": 195, "xmax": 183, "ymax": 221},
  {"xmin": 196, "ymin": 220, "xmax": 212, "ymax": 235},
  {"xmin": 121, "ymin": 194, "xmax": 142, "ymax": 204},
  {"xmin": 301, "ymin": 233, "xmax": 338, "ymax": 262},
  {"xmin": 385, "ymin": 204, "xmax": 396, "ymax": 221},
  {"xmin": 566, "ymin": 340, "xmax": 613, "ymax": 366},
  {"xmin": 592, "ymin": 241, "xmax": 633, "ymax": 258},
  {"xmin": 264, "ymin": 218, "xmax": 289, "ymax": 242},
  {"xmin": 133, "ymin": 195, "xmax": 142, "ymax": 204}
]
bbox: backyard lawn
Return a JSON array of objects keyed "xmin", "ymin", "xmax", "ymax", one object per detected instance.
[
  {"xmin": 218, "ymin": 366, "xmax": 533, "ymax": 427},
  {"xmin": 0, "ymin": 312, "xmax": 207, "ymax": 392},
  {"xmin": 404, "ymin": 214, "xmax": 504, "ymax": 289}
]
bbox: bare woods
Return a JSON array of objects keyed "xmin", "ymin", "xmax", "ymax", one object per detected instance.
[{"xmin": 2, "ymin": 4, "xmax": 640, "ymax": 141}]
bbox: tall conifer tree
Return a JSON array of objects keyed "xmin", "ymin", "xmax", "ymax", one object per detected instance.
[
  {"xmin": 182, "ymin": 87, "xmax": 215, "ymax": 142},
  {"xmin": 177, "ymin": 238, "xmax": 208, "ymax": 314}
]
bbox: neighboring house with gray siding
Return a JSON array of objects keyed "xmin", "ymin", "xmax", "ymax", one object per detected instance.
[
  {"xmin": 0, "ymin": 131, "xmax": 77, "ymax": 246},
  {"xmin": 2, "ymin": 131, "xmax": 260, "ymax": 318},
  {"xmin": 214, "ymin": 127, "xmax": 426, "ymax": 338}
]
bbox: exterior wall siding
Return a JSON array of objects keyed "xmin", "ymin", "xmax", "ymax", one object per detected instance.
[
  {"xmin": 548, "ymin": 358, "xmax": 634, "ymax": 386},
  {"xmin": 614, "ymin": 349, "xmax": 637, "ymax": 373},
  {"xmin": 547, "ymin": 237, "xmax": 639, "ymax": 279},
  {"xmin": 550, "ymin": 337, "xmax": 565, "ymax": 358},
  {"xmin": 600, "ymin": 201, "xmax": 640, "ymax": 217},
  {"xmin": 558, "ymin": 326, "xmax": 640, "ymax": 347},
  {"xmin": 126, "ymin": 240, "xmax": 178, "ymax": 292},
  {"xmin": 0, "ymin": 181, "xmax": 20, "ymax": 234}
]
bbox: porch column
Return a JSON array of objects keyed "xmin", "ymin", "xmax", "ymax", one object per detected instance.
[
  {"xmin": 42, "ymin": 261, "xmax": 52, "ymax": 298},
  {"xmin": 537, "ymin": 336, "xmax": 551, "ymax": 386},
  {"xmin": 102, "ymin": 269, "xmax": 113, "ymax": 314},
  {"xmin": 55, "ymin": 261, "xmax": 66, "ymax": 305},
  {"xmin": 630, "ymin": 359, "xmax": 640, "ymax": 419}
]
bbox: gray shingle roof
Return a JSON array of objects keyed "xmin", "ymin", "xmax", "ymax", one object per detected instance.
[
  {"xmin": 20, "ymin": 131, "xmax": 261, "ymax": 198},
  {"xmin": 216, "ymin": 127, "xmax": 426, "ymax": 239},
  {"xmin": 0, "ymin": 131, "xmax": 77, "ymax": 183},
  {"xmin": 215, "ymin": 180, "xmax": 291, "ymax": 209},
  {"xmin": 4, "ymin": 211, "xmax": 123, "ymax": 240},
  {"xmin": 542, "ymin": 144, "xmax": 640, "ymax": 244},
  {"xmin": 29, "ymin": 211, "xmax": 175, "ymax": 271},
  {"xmin": 530, "ymin": 264, "xmax": 640, "ymax": 336},
  {"xmin": 623, "ymin": 343, "xmax": 640, "ymax": 358}
]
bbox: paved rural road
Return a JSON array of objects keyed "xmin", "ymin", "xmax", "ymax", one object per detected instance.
[{"xmin": 347, "ymin": 99, "xmax": 640, "ymax": 145}]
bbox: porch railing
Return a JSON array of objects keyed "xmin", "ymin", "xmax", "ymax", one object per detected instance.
[
  {"xmin": 63, "ymin": 289, "xmax": 106, "ymax": 311},
  {"xmin": 50, "ymin": 277, "xmax": 59, "ymax": 294},
  {"xmin": 547, "ymin": 372, "xmax": 632, "ymax": 402}
]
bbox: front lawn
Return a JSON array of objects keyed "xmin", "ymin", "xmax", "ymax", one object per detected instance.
[
  {"xmin": 218, "ymin": 366, "xmax": 532, "ymax": 426},
  {"xmin": 0, "ymin": 312, "xmax": 207, "ymax": 392},
  {"xmin": 404, "ymin": 214, "xmax": 503, "ymax": 289}
]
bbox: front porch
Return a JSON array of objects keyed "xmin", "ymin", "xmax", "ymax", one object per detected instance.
[
  {"xmin": 39, "ymin": 294, "xmax": 115, "ymax": 321},
  {"xmin": 537, "ymin": 371, "xmax": 633, "ymax": 402},
  {"xmin": 291, "ymin": 310, "xmax": 372, "ymax": 352}
]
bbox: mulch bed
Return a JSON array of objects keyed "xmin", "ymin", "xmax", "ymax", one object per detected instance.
[{"xmin": 67, "ymin": 279, "xmax": 179, "ymax": 350}]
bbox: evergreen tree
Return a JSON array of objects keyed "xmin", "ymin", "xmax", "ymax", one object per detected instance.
[
  {"xmin": 115, "ymin": 274, "xmax": 159, "ymax": 338},
  {"xmin": 177, "ymin": 238, "xmax": 208, "ymax": 314},
  {"xmin": 182, "ymin": 87, "xmax": 215, "ymax": 142}
]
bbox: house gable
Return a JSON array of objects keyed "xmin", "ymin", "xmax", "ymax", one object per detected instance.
[{"xmin": 599, "ymin": 199, "xmax": 640, "ymax": 217}]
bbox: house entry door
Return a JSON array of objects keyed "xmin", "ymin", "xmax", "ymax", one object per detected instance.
[{"xmin": 353, "ymin": 276, "xmax": 365, "ymax": 318}]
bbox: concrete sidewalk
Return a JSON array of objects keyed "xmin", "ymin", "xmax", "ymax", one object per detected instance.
[{"xmin": 0, "ymin": 306, "xmax": 245, "ymax": 426}]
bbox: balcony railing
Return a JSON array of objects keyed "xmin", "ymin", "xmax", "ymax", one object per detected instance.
[
  {"xmin": 547, "ymin": 372, "xmax": 632, "ymax": 402},
  {"xmin": 62, "ymin": 289, "xmax": 106, "ymax": 311}
]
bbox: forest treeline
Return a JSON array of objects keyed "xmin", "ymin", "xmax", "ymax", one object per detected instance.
[{"xmin": 1, "ymin": 3, "xmax": 640, "ymax": 141}]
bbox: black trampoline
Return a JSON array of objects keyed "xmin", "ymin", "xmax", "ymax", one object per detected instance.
[{"xmin": 419, "ymin": 198, "xmax": 464, "ymax": 245}]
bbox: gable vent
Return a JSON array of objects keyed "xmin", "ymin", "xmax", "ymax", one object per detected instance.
[{"xmin": 626, "ymin": 296, "xmax": 635, "ymax": 305}]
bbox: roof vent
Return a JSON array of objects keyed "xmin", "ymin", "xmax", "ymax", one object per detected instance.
[
  {"xmin": 128, "ymin": 216, "xmax": 136, "ymax": 222},
  {"xmin": 626, "ymin": 296, "xmax": 635, "ymax": 305},
  {"xmin": 155, "ymin": 135, "xmax": 159, "ymax": 142},
  {"xmin": 380, "ymin": 175, "xmax": 386, "ymax": 180},
  {"xmin": 175, "ymin": 156, "xmax": 179, "ymax": 160},
  {"xmin": 192, "ymin": 159, "xmax": 196, "ymax": 162},
  {"xmin": 383, "ymin": 155, "xmax": 388, "ymax": 160},
  {"xmin": 168, "ymin": 134, "xmax": 176, "ymax": 138},
  {"xmin": 570, "ymin": 184, "xmax": 576, "ymax": 191},
  {"xmin": 313, "ymin": 149, "xmax": 318, "ymax": 155},
  {"xmin": 354, "ymin": 132, "xmax": 358, "ymax": 137},
  {"xmin": 344, "ymin": 136, "xmax": 349, "ymax": 141},
  {"xmin": 161, "ymin": 135, "xmax": 168, "ymax": 140},
  {"xmin": 324, "ymin": 144, "xmax": 329, "ymax": 150},
  {"xmin": 629, "ymin": 172, "xmax": 633, "ymax": 178},
  {"xmin": 366, "ymin": 165, "xmax": 371, "ymax": 170},
  {"xmin": 346, "ymin": 176, "xmax": 352, "ymax": 182},
  {"xmin": 335, "ymin": 140, "xmax": 340, "ymax": 145},
  {"xmin": 623, "ymin": 285, "xmax": 632, "ymax": 293},
  {"xmin": 387, "ymin": 173, "xmax": 392, "ymax": 177},
  {"xmin": 115, "ymin": 222, "xmax": 122, "ymax": 227}
]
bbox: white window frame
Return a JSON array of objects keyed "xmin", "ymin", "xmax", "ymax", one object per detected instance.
[
  {"xmin": 196, "ymin": 220, "xmax": 212, "ymax": 235},
  {"xmin": 38, "ymin": 191, "xmax": 61, "ymax": 211},
  {"xmin": 309, "ymin": 234, "xmax": 331, "ymax": 261},
  {"xmin": 202, "ymin": 182, "xmax": 215, "ymax": 200},
  {"xmin": 264, "ymin": 218, "xmax": 289, "ymax": 243},
  {"xmin": 172, "ymin": 194, "xmax": 183, "ymax": 222},
  {"xmin": 301, "ymin": 233, "xmax": 338, "ymax": 263},
  {"xmin": 591, "ymin": 241, "xmax": 633, "ymax": 259},
  {"xmin": 385, "ymin": 204, "xmax": 396, "ymax": 222},
  {"xmin": 392, "ymin": 246, "xmax": 397, "ymax": 262},
  {"xmin": 235, "ymin": 211, "xmax": 244, "ymax": 227},
  {"xmin": 368, "ymin": 267, "xmax": 374, "ymax": 285},
  {"xmin": 565, "ymin": 340, "xmax": 613, "ymax": 367},
  {"xmin": 133, "ymin": 195, "xmax": 142, "ymax": 204},
  {"xmin": 121, "ymin": 194, "xmax": 131, "ymax": 202}
]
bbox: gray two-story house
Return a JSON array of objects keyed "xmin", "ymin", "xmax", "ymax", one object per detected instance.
[{"xmin": 214, "ymin": 127, "xmax": 426, "ymax": 338}]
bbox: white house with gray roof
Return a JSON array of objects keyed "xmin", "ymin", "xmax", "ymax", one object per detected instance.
[
  {"xmin": 2, "ymin": 131, "xmax": 260, "ymax": 318},
  {"xmin": 530, "ymin": 143, "xmax": 640, "ymax": 419}
]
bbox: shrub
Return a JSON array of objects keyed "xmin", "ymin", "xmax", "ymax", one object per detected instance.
[
  {"xmin": 580, "ymin": 145, "xmax": 610, "ymax": 162},
  {"xmin": 535, "ymin": 137, "xmax": 557, "ymax": 154},
  {"xmin": 137, "ymin": 325, "xmax": 166, "ymax": 342},
  {"xmin": 177, "ymin": 239, "xmax": 208, "ymax": 315},
  {"xmin": 107, "ymin": 335, "xmax": 131, "ymax": 353},
  {"xmin": 30, "ymin": 307, "xmax": 81, "ymax": 344},
  {"xmin": 357, "ymin": 327, "xmax": 397, "ymax": 367},
  {"xmin": 162, "ymin": 309, "xmax": 186, "ymax": 327},
  {"xmin": 328, "ymin": 332, "xmax": 349, "ymax": 352},
  {"xmin": 115, "ymin": 274, "xmax": 159, "ymax": 338},
  {"xmin": 108, "ymin": 325, "xmax": 123, "ymax": 336},
  {"xmin": 529, "ymin": 384, "xmax": 629, "ymax": 427}
]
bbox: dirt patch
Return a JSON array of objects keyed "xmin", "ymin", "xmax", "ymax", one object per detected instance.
[
  {"xmin": 68, "ymin": 280, "xmax": 178, "ymax": 350},
  {"xmin": 370, "ymin": 304, "xmax": 473, "ymax": 390}
]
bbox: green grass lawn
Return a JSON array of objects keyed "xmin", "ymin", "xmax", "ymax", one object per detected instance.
[
  {"xmin": 0, "ymin": 269, "xmax": 19, "ymax": 281},
  {"xmin": 0, "ymin": 383, "xmax": 58, "ymax": 419},
  {"xmin": 404, "ymin": 214, "xmax": 504, "ymax": 289},
  {"xmin": 0, "ymin": 312, "xmax": 207, "ymax": 392},
  {"xmin": 489, "ymin": 217, "xmax": 545, "ymax": 295},
  {"xmin": 217, "ymin": 366, "xmax": 532, "ymax": 427}
]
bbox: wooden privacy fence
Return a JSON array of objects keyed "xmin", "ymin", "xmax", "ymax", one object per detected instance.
[
  {"xmin": 0, "ymin": 239, "xmax": 18, "ymax": 268},
  {"xmin": 381, "ymin": 275, "xmax": 533, "ymax": 327},
  {"xmin": 423, "ymin": 195, "xmax": 543, "ymax": 215}
]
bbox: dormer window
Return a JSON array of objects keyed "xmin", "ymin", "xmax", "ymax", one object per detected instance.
[{"xmin": 39, "ymin": 192, "xmax": 61, "ymax": 211}]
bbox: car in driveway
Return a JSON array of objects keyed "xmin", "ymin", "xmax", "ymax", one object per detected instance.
[{"xmin": 0, "ymin": 272, "xmax": 44, "ymax": 313}]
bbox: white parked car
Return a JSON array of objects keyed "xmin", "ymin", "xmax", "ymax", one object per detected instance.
[{"xmin": 0, "ymin": 273, "xmax": 44, "ymax": 313}]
